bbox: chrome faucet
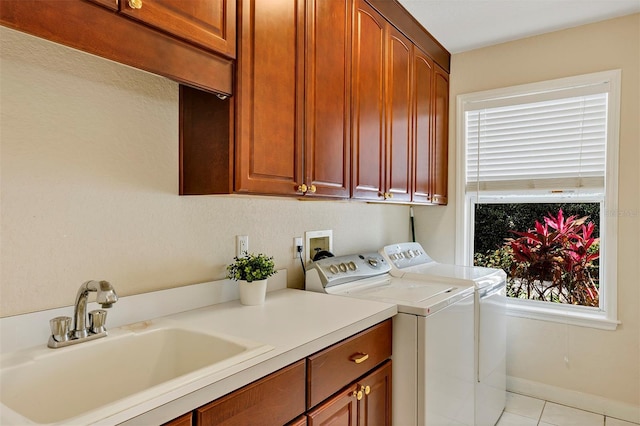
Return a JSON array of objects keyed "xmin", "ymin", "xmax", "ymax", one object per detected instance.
[{"xmin": 48, "ymin": 280, "xmax": 118, "ymax": 348}]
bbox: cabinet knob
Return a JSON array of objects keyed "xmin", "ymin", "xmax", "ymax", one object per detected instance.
[
  {"xmin": 383, "ymin": 192, "xmax": 394, "ymax": 200},
  {"xmin": 297, "ymin": 184, "xmax": 308, "ymax": 193},
  {"xmin": 352, "ymin": 390, "xmax": 363, "ymax": 401},
  {"xmin": 361, "ymin": 385, "xmax": 371, "ymax": 395},
  {"xmin": 308, "ymin": 184, "xmax": 317, "ymax": 194},
  {"xmin": 128, "ymin": 0, "xmax": 142, "ymax": 9}
]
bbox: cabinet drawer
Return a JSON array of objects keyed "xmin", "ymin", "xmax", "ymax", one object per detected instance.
[
  {"xmin": 307, "ymin": 319, "xmax": 392, "ymax": 408},
  {"xmin": 161, "ymin": 412, "xmax": 192, "ymax": 426},
  {"xmin": 196, "ymin": 360, "xmax": 306, "ymax": 426}
]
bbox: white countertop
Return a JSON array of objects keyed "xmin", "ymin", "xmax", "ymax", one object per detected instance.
[{"xmin": 0, "ymin": 280, "xmax": 396, "ymax": 425}]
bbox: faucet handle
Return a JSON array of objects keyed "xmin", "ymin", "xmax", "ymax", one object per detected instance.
[
  {"xmin": 88, "ymin": 309, "xmax": 108, "ymax": 334},
  {"xmin": 49, "ymin": 316, "xmax": 71, "ymax": 342}
]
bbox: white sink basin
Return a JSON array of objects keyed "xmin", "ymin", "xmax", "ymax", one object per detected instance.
[{"xmin": 0, "ymin": 326, "xmax": 273, "ymax": 424}]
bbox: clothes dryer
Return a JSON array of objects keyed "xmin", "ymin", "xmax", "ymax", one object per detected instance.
[{"xmin": 381, "ymin": 242, "xmax": 507, "ymax": 426}]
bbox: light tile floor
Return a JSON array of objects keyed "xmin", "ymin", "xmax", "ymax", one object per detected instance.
[{"xmin": 496, "ymin": 392, "xmax": 640, "ymax": 426}]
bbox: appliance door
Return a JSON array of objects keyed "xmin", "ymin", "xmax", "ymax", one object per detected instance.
[
  {"xmin": 477, "ymin": 282, "xmax": 507, "ymax": 426},
  {"xmin": 418, "ymin": 293, "xmax": 475, "ymax": 426}
]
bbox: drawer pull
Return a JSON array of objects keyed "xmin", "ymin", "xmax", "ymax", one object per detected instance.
[
  {"xmin": 352, "ymin": 389, "xmax": 363, "ymax": 401},
  {"xmin": 350, "ymin": 353, "xmax": 369, "ymax": 364},
  {"xmin": 361, "ymin": 385, "xmax": 371, "ymax": 395}
]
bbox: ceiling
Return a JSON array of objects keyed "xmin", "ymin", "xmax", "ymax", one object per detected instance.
[{"xmin": 396, "ymin": 0, "xmax": 640, "ymax": 53}]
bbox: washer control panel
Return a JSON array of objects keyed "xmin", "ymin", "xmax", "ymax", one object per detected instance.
[
  {"xmin": 311, "ymin": 252, "xmax": 390, "ymax": 287},
  {"xmin": 381, "ymin": 242, "xmax": 435, "ymax": 270}
]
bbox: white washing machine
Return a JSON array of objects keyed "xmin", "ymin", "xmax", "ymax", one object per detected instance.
[
  {"xmin": 380, "ymin": 242, "xmax": 507, "ymax": 426},
  {"xmin": 306, "ymin": 252, "xmax": 476, "ymax": 426}
]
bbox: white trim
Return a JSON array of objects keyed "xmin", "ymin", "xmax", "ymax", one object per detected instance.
[
  {"xmin": 458, "ymin": 70, "xmax": 617, "ymax": 109},
  {"xmin": 507, "ymin": 376, "xmax": 640, "ymax": 424},
  {"xmin": 506, "ymin": 298, "xmax": 620, "ymax": 331},
  {"xmin": 601, "ymin": 69, "xmax": 621, "ymax": 326},
  {"xmin": 456, "ymin": 70, "xmax": 621, "ymax": 329}
]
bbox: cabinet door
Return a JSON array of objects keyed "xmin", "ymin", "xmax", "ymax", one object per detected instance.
[
  {"xmin": 288, "ymin": 415, "xmax": 308, "ymax": 426},
  {"xmin": 351, "ymin": 0, "xmax": 386, "ymax": 201},
  {"xmin": 119, "ymin": 0, "xmax": 236, "ymax": 58},
  {"xmin": 359, "ymin": 360, "xmax": 392, "ymax": 426},
  {"xmin": 385, "ymin": 25, "xmax": 413, "ymax": 202},
  {"xmin": 235, "ymin": 0, "xmax": 305, "ymax": 196},
  {"xmin": 196, "ymin": 360, "xmax": 306, "ymax": 426},
  {"xmin": 432, "ymin": 65, "xmax": 449, "ymax": 205},
  {"xmin": 411, "ymin": 47, "xmax": 434, "ymax": 203},
  {"xmin": 304, "ymin": 0, "xmax": 351, "ymax": 198},
  {"xmin": 306, "ymin": 385, "xmax": 358, "ymax": 426}
]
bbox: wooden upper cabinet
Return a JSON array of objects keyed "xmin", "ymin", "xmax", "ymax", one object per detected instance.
[
  {"xmin": 304, "ymin": 0, "xmax": 352, "ymax": 198},
  {"xmin": 351, "ymin": 0, "xmax": 386, "ymax": 201},
  {"xmin": 412, "ymin": 47, "xmax": 434, "ymax": 204},
  {"xmin": 176, "ymin": 0, "xmax": 449, "ymax": 202},
  {"xmin": 432, "ymin": 64, "xmax": 449, "ymax": 205},
  {"xmin": 235, "ymin": 0, "xmax": 305, "ymax": 196},
  {"xmin": 118, "ymin": 0, "xmax": 236, "ymax": 58},
  {"xmin": 1, "ymin": 0, "xmax": 233, "ymax": 95},
  {"xmin": 385, "ymin": 25, "xmax": 413, "ymax": 203},
  {"xmin": 88, "ymin": 0, "xmax": 120, "ymax": 12},
  {"xmin": 352, "ymin": 0, "xmax": 414, "ymax": 203}
]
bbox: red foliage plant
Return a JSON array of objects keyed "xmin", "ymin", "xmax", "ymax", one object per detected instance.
[{"xmin": 505, "ymin": 209, "xmax": 600, "ymax": 306}]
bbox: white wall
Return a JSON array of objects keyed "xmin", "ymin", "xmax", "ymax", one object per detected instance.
[
  {"xmin": 0, "ymin": 27, "xmax": 411, "ymax": 317},
  {"xmin": 415, "ymin": 14, "xmax": 640, "ymax": 421}
]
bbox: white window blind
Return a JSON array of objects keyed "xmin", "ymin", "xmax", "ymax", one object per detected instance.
[{"xmin": 466, "ymin": 92, "xmax": 608, "ymax": 192}]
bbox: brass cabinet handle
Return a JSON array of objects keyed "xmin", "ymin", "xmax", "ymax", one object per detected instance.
[
  {"xmin": 128, "ymin": 0, "xmax": 142, "ymax": 9},
  {"xmin": 361, "ymin": 385, "xmax": 371, "ymax": 395},
  {"xmin": 350, "ymin": 353, "xmax": 369, "ymax": 364},
  {"xmin": 383, "ymin": 192, "xmax": 394, "ymax": 200},
  {"xmin": 352, "ymin": 389, "xmax": 363, "ymax": 401},
  {"xmin": 297, "ymin": 183, "xmax": 308, "ymax": 193},
  {"xmin": 308, "ymin": 184, "xmax": 317, "ymax": 193}
]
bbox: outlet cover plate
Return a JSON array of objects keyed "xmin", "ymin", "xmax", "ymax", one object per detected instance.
[{"xmin": 305, "ymin": 230, "xmax": 333, "ymax": 263}]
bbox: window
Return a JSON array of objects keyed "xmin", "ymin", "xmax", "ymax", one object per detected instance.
[{"xmin": 455, "ymin": 70, "xmax": 621, "ymax": 330}]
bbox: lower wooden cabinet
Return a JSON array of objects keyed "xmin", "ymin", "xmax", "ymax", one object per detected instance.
[
  {"xmin": 307, "ymin": 360, "xmax": 392, "ymax": 426},
  {"xmin": 164, "ymin": 319, "xmax": 392, "ymax": 426},
  {"xmin": 161, "ymin": 412, "xmax": 192, "ymax": 426},
  {"xmin": 196, "ymin": 360, "xmax": 306, "ymax": 426}
]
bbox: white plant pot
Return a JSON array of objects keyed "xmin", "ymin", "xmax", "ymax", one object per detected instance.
[{"xmin": 238, "ymin": 279, "xmax": 267, "ymax": 306}]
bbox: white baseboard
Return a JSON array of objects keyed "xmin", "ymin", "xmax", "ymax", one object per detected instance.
[{"xmin": 507, "ymin": 376, "xmax": 640, "ymax": 424}]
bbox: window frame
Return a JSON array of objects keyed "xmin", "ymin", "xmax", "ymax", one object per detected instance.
[{"xmin": 455, "ymin": 70, "xmax": 621, "ymax": 330}]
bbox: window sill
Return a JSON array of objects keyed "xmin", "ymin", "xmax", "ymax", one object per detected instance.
[{"xmin": 506, "ymin": 298, "xmax": 620, "ymax": 330}]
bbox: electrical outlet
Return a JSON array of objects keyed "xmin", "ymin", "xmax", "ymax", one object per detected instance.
[
  {"xmin": 293, "ymin": 237, "xmax": 303, "ymax": 259},
  {"xmin": 236, "ymin": 235, "xmax": 248, "ymax": 257}
]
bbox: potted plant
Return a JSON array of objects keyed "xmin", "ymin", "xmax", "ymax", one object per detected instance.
[{"xmin": 227, "ymin": 253, "xmax": 276, "ymax": 305}]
